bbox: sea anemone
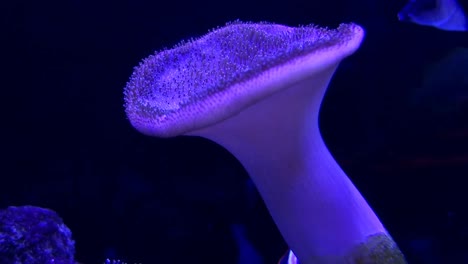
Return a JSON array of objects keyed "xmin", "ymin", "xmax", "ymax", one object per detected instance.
[{"xmin": 124, "ymin": 21, "xmax": 406, "ymax": 263}]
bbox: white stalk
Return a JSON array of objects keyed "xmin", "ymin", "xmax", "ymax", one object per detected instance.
[{"xmin": 193, "ymin": 65, "xmax": 387, "ymax": 263}]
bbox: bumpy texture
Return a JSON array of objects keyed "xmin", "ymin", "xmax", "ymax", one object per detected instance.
[
  {"xmin": 0, "ymin": 205, "xmax": 76, "ymax": 264},
  {"xmin": 124, "ymin": 21, "xmax": 363, "ymax": 137},
  {"xmin": 279, "ymin": 233, "xmax": 406, "ymax": 264},
  {"xmin": 103, "ymin": 260, "xmax": 142, "ymax": 264},
  {"xmin": 347, "ymin": 233, "xmax": 407, "ymax": 264}
]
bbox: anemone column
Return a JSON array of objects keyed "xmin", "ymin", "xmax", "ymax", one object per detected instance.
[{"xmin": 124, "ymin": 21, "xmax": 406, "ymax": 263}]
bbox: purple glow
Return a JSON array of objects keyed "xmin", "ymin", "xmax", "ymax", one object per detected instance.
[
  {"xmin": 124, "ymin": 21, "xmax": 406, "ymax": 263},
  {"xmin": 124, "ymin": 21, "xmax": 363, "ymax": 138}
]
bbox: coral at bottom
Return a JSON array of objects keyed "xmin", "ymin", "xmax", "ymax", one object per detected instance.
[{"xmin": 0, "ymin": 205, "xmax": 76, "ymax": 264}]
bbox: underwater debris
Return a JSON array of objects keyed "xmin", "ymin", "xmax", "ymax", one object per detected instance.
[{"xmin": 103, "ymin": 259, "xmax": 142, "ymax": 264}]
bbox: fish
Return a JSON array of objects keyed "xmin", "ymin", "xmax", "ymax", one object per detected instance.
[{"xmin": 398, "ymin": 0, "xmax": 468, "ymax": 31}]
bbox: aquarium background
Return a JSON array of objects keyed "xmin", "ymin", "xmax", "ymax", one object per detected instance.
[{"xmin": 2, "ymin": 0, "xmax": 468, "ymax": 263}]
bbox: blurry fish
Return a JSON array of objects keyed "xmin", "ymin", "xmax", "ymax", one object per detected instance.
[{"xmin": 398, "ymin": 0, "xmax": 468, "ymax": 31}]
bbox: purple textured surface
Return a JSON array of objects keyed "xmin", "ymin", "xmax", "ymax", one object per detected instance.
[{"xmin": 0, "ymin": 205, "xmax": 75, "ymax": 264}]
